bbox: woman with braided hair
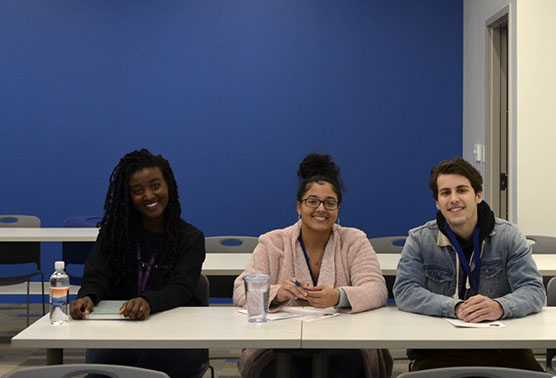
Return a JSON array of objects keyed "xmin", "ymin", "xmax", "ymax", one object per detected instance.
[{"xmin": 69, "ymin": 148, "xmax": 207, "ymax": 378}]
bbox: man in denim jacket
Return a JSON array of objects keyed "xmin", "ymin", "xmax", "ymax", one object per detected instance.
[{"xmin": 393, "ymin": 157, "xmax": 545, "ymax": 371}]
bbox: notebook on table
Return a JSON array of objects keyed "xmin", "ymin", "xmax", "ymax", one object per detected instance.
[{"xmin": 85, "ymin": 300, "xmax": 127, "ymax": 320}]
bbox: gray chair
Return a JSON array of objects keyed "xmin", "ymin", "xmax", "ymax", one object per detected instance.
[
  {"xmin": 0, "ymin": 215, "xmax": 45, "ymax": 325},
  {"xmin": 368, "ymin": 236, "xmax": 407, "ymax": 253},
  {"xmin": 62, "ymin": 216, "xmax": 102, "ymax": 285},
  {"xmin": 204, "ymin": 236, "xmax": 257, "ymax": 299},
  {"xmin": 397, "ymin": 366, "xmax": 554, "ymax": 378},
  {"xmin": 5, "ymin": 363, "xmax": 170, "ymax": 378},
  {"xmin": 527, "ymin": 235, "xmax": 556, "ymax": 254},
  {"xmin": 205, "ymin": 236, "xmax": 258, "ymax": 253},
  {"xmin": 546, "ymin": 276, "xmax": 556, "ymax": 372}
]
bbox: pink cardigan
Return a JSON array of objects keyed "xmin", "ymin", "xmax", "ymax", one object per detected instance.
[{"xmin": 233, "ymin": 221, "xmax": 392, "ymax": 378}]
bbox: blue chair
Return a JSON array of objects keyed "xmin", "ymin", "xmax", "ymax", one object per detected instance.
[
  {"xmin": 62, "ymin": 216, "xmax": 102, "ymax": 285},
  {"xmin": 0, "ymin": 215, "xmax": 45, "ymax": 325}
]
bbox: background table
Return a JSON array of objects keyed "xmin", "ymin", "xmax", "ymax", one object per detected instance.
[{"xmin": 3, "ymin": 228, "xmax": 556, "ymax": 278}]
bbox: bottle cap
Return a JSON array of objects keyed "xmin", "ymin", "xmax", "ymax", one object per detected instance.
[{"xmin": 55, "ymin": 261, "xmax": 65, "ymax": 271}]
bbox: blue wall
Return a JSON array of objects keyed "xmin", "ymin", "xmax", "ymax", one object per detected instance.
[{"xmin": 2, "ymin": 0, "xmax": 462, "ymax": 271}]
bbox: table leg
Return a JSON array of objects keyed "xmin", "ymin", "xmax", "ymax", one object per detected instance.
[
  {"xmin": 46, "ymin": 348, "xmax": 63, "ymax": 365},
  {"xmin": 275, "ymin": 351, "xmax": 292, "ymax": 378},
  {"xmin": 312, "ymin": 350, "xmax": 328, "ymax": 378}
]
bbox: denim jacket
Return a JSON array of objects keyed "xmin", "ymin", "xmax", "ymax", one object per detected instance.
[{"xmin": 393, "ymin": 218, "xmax": 545, "ymax": 319}]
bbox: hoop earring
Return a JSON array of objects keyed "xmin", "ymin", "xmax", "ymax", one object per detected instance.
[
  {"xmin": 297, "ymin": 214, "xmax": 301, "ymax": 222},
  {"xmin": 336, "ymin": 217, "xmax": 340, "ymax": 225}
]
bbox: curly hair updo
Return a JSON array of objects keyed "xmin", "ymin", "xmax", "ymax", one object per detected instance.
[{"xmin": 296, "ymin": 153, "xmax": 345, "ymax": 204}]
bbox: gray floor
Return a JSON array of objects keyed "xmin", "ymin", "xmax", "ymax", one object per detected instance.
[{"xmin": 3, "ymin": 303, "xmax": 547, "ymax": 377}]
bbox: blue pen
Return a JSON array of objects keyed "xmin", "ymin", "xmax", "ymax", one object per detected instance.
[{"xmin": 293, "ymin": 279, "xmax": 306, "ymax": 289}]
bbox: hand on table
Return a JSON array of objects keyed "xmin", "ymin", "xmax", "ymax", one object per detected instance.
[
  {"xmin": 275, "ymin": 278, "xmax": 309, "ymax": 303},
  {"xmin": 120, "ymin": 297, "xmax": 151, "ymax": 320},
  {"xmin": 69, "ymin": 296, "xmax": 94, "ymax": 319},
  {"xmin": 455, "ymin": 294, "xmax": 503, "ymax": 323},
  {"xmin": 306, "ymin": 285, "xmax": 340, "ymax": 308}
]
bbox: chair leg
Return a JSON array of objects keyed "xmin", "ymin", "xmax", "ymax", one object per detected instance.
[
  {"xmin": 209, "ymin": 365, "xmax": 215, "ymax": 378},
  {"xmin": 41, "ymin": 277, "xmax": 45, "ymax": 315},
  {"xmin": 26, "ymin": 280, "xmax": 30, "ymax": 326}
]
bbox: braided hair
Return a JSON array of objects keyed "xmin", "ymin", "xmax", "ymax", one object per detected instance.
[
  {"xmin": 296, "ymin": 153, "xmax": 345, "ymax": 204},
  {"xmin": 98, "ymin": 149, "xmax": 182, "ymax": 277}
]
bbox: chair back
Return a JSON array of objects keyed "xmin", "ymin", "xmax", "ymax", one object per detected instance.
[
  {"xmin": 0, "ymin": 215, "xmax": 40, "ymax": 228},
  {"xmin": 194, "ymin": 273, "xmax": 210, "ymax": 306},
  {"xmin": 397, "ymin": 366, "xmax": 553, "ymax": 378},
  {"xmin": 526, "ymin": 235, "xmax": 556, "ymax": 254},
  {"xmin": 5, "ymin": 363, "xmax": 170, "ymax": 378},
  {"xmin": 369, "ymin": 236, "xmax": 407, "ymax": 253},
  {"xmin": 205, "ymin": 236, "xmax": 258, "ymax": 253},
  {"xmin": 0, "ymin": 215, "xmax": 42, "ymax": 274},
  {"xmin": 0, "ymin": 215, "xmax": 44, "ymax": 324},
  {"xmin": 62, "ymin": 216, "xmax": 101, "ymax": 285}
]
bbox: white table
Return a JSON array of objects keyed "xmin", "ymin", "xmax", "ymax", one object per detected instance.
[
  {"xmin": 0, "ymin": 227, "xmax": 99, "ymax": 242},
  {"xmin": 12, "ymin": 306, "xmax": 302, "ymax": 377},
  {"xmin": 13, "ymin": 306, "xmax": 556, "ymax": 378},
  {"xmin": 302, "ymin": 306, "xmax": 556, "ymax": 350},
  {"xmin": 302, "ymin": 306, "xmax": 556, "ymax": 376},
  {"xmin": 3, "ymin": 229, "xmax": 556, "ymax": 276},
  {"xmin": 0, "ymin": 228, "xmax": 400, "ymax": 276}
]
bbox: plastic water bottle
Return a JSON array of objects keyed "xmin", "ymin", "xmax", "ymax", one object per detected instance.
[{"xmin": 49, "ymin": 261, "xmax": 69, "ymax": 326}]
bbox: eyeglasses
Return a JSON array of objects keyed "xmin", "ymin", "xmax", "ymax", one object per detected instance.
[{"xmin": 301, "ymin": 197, "xmax": 339, "ymax": 210}]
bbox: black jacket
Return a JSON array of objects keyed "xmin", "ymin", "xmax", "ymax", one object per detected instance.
[{"xmin": 77, "ymin": 219, "xmax": 206, "ymax": 313}]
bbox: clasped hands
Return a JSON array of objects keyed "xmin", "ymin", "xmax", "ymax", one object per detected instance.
[
  {"xmin": 455, "ymin": 294, "xmax": 504, "ymax": 323},
  {"xmin": 69, "ymin": 296, "xmax": 151, "ymax": 320},
  {"xmin": 275, "ymin": 278, "xmax": 340, "ymax": 308}
]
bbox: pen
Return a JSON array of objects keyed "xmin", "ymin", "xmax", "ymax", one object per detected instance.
[{"xmin": 293, "ymin": 279, "xmax": 306, "ymax": 289}]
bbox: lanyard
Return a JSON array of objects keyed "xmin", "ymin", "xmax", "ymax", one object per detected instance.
[
  {"xmin": 445, "ymin": 225, "xmax": 481, "ymax": 295},
  {"xmin": 136, "ymin": 244, "xmax": 157, "ymax": 295},
  {"xmin": 298, "ymin": 234, "xmax": 315, "ymax": 282}
]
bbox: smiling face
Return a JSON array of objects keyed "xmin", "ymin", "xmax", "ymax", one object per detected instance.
[
  {"xmin": 297, "ymin": 182, "xmax": 339, "ymax": 235},
  {"xmin": 436, "ymin": 173, "xmax": 482, "ymax": 240},
  {"xmin": 128, "ymin": 166, "xmax": 169, "ymax": 233}
]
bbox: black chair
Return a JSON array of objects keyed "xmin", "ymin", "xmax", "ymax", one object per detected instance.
[
  {"xmin": 62, "ymin": 216, "xmax": 102, "ymax": 285},
  {"xmin": 368, "ymin": 236, "xmax": 407, "ymax": 253},
  {"xmin": 0, "ymin": 215, "xmax": 45, "ymax": 325},
  {"xmin": 192, "ymin": 273, "xmax": 214, "ymax": 378}
]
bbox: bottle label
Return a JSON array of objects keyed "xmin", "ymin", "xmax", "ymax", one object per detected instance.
[{"xmin": 50, "ymin": 287, "xmax": 69, "ymax": 306}]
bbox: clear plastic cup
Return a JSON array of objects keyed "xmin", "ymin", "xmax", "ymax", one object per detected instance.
[{"xmin": 244, "ymin": 274, "xmax": 271, "ymax": 323}]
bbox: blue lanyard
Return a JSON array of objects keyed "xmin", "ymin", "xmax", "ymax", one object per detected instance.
[
  {"xmin": 445, "ymin": 225, "xmax": 481, "ymax": 295},
  {"xmin": 298, "ymin": 234, "xmax": 315, "ymax": 283},
  {"xmin": 136, "ymin": 244, "xmax": 157, "ymax": 295}
]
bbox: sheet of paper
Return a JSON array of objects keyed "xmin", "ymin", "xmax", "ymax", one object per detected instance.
[
  {"xmin": 238, "ymin": 307, "xmax": 339, "ymax": 322},
  {"xmin": 446, "ymin": 318, "xmax": 505, "ymax": 328},
  {"xmin": 85, "ymin": 300, "xmax": 127, "ymax": 320},
  {"xmin": 284, "ymin": 307, "xmax": 340, "ymax": 322},
  {"xmin": 237, "ymin": 309, "xmax": 302, "ymax": 321}
]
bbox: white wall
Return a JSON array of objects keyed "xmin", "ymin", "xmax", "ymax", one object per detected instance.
[
  {"xmin": 464, "ymin": 0, "xmax": 556, "ymax": 236},
  {"xmin": 515, "ymin": 0, "xmax": 556, "ymax": 235}
]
